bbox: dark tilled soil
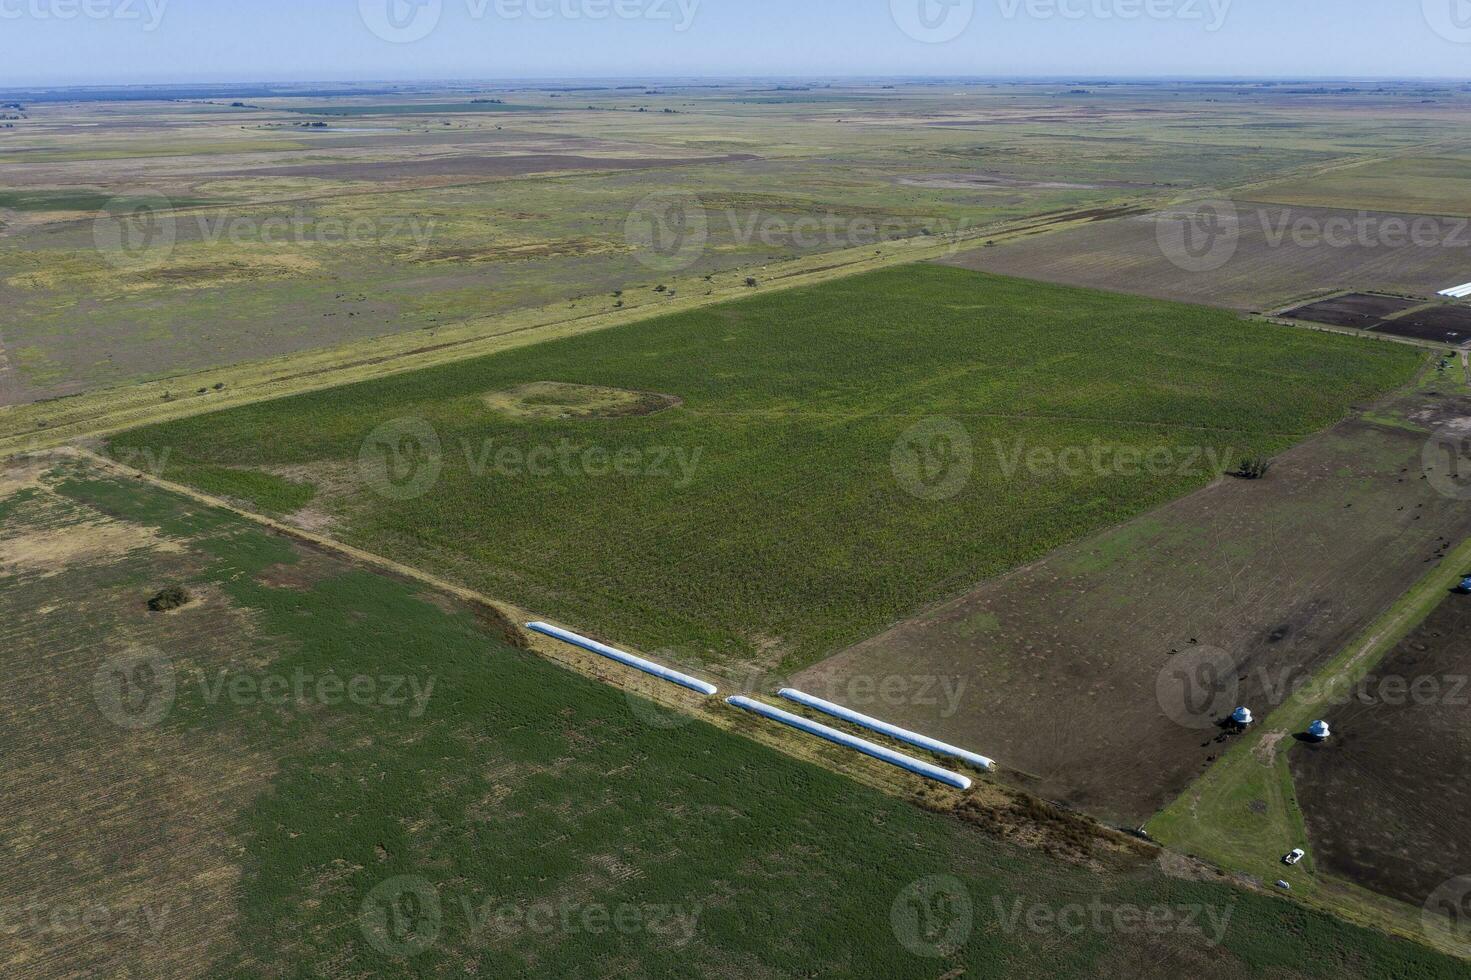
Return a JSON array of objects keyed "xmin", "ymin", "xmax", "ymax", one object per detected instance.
[
  {"xmin": 1289, "ymin": 592, "xmax": 1471, "ymax": 909},
  {"xmin": 798, "ymin": 390, "xmax": 1471, "ymax": 827},
  {"xmin": 1283, "ymin": 293, "xmax": 1422, "ymax": 329},
  {"xmin": 1373, "ymin": 305, "xmax": 1471, "ymax": 346}
]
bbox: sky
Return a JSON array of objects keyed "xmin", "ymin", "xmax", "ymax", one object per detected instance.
[{"xmin": 2, "ymin": 0, "xmax": 1470, "ymax": 87}]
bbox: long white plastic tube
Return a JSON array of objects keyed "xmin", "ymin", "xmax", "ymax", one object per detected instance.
[
  {"xmin": 725, "ymin": 696, "xmax": 972, "ymax": 790},
  {"xmin": 778, "ymin": 688, "xmax": 995, "ymax": 771},
  {"xmin": 526, "ymin": 622, "xmax": 717, "ymax": 695}
]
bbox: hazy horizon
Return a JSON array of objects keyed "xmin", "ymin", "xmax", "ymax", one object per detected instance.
[{"xmin": 4, "ymin": 0, "xmax": 1471, "ymax": 87}]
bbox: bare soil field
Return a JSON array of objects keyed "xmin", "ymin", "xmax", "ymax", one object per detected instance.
[
  {"xmin": 798, "ymin": 386, "xmax": 1471, "ymax": 827},
  {"xmin": 942, "ymin": 202, "xmax": 1471, "ymax": 313},
  {"xmin": 1289, "ymin": 590, "xmax": 1471, "ymax": 910},
  {"xmin": 1282, "ymin": 293, "xmax": 1422, "ymax": 330},
  {"xmin": 1374, "ymin": 306, "xmax": 1471, "ymax": 346}
]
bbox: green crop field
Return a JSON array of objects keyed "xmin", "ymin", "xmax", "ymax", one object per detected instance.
[
  {"xmin": 1, "ymin": 455, "xmax": 1461, "ymax": 978},
  {"xmin": 108, "ymin": 263, "xmax": 1423, "ymax": 674}
]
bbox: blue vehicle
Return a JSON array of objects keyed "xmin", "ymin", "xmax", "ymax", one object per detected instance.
[{"xmin": 1459, "ymin": 576, "xmax": 1471, "ymax": 595}]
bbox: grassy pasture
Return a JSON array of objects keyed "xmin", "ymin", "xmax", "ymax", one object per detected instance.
[
  {"xmin": 284, "ymin": 102, "xmax": 548, "ymax": 116},
  {"xmin": 1, "ymin": 455, "xmax": 1463, "ymax": 977},
  {"xmin": 1250, "ymin": 150, "xmax": 1471, "ymax": 217},
  {"xmin": 109, "ymin": 264, "xmax": 1422, "ymax": 674}
]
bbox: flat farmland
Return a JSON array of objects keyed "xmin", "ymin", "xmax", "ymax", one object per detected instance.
[
  {"xmin": 8, "ymin": 80, "xmax": 1471, "ymax": 402},
  {"xmin": 9, "ymin": 456, "xmax": 1459, "ymax": 978},
  {"xmin": 107, "ymin": 264, "xmax": 1421, "ymax": 678},
  {"xmin": 798, "ymin": 385, "xmax": 1471, "ymax": 827},
  {"xmin": 942, "ymin": 201, "xmax": 1471, "ymax": 313},
  {"xmin": 1289, "ymin": 589, "xmax": 1471, "ymax": 912},
  {"xmin": 1250, "ymin": 149, "xmax": 1471, "ymax": 218}
]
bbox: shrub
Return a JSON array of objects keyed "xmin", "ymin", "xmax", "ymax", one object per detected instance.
[
  {"xmin": 1234, "ymin": 456, "xmax": 1272, "ymax": 480},
  {"xmin": 147, "ymin": 586, "xmax": 193, "ymax": 612}
]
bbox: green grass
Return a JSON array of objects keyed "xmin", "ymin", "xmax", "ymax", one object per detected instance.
[
  {"xmin": 14, "ymin": 464, "xmax": 1464, "ymax": 978},
  {"xmin": 0, "ymin": 190, "xmax": 212, "ymax": 212},
  {"xmin": 165, "ymin": 462, "xmax": 316, "ymax": 516},
  {"xmin": 109, "ymin": 264, "xmax": 1424, "ymax": 671}
]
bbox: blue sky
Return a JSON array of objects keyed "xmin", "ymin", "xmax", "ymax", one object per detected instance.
[{"xmin": 2, "ymin": 0, "xmax": 1469, "ymax": 86}]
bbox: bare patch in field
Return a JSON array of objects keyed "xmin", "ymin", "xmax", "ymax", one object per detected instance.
[
  {"xmin": 0, "ymin": 520, "xmax": 183, "ymax": 579},
  {"xmin": 483, "ymin": 381, "xmax": 681, "ymax": 421}
]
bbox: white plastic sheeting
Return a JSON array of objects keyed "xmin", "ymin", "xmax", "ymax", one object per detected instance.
[
  {"xmin": 778, "ymin": 688, "xmax": 995, "ymax": 771},
  {"xmin": 725, "ymin": 696, "xmax": 973, "ymax": 790},
  {"xmin": 526, "ymin": 622, "xmax": 718, "ymax": 696},
  {"xmin": 1439, "ymin": 283, "xmax": 1471, "ymax": 299}
]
